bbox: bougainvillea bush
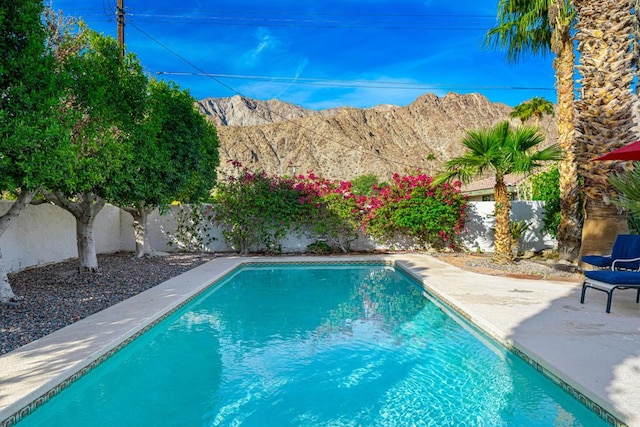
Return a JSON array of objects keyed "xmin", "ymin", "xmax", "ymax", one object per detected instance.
[
  {"xmin": 209, "ymin": 161, "xmax": 309, "ymax": 254},
  {"xmin": 363, "ymin": 173, "xmax": 467, "ymax": 250},
  {"xmin": 207, "ymin": 162, "xmax": 467, "ymax": 254},
  {"xmin": 292, "ymin": 174, "xmax": 365, "ymax": 252}
]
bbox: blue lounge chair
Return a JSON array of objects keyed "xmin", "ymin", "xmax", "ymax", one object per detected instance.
[
  {"xmin": 581, "ymin": 270, "xmax": 640, "ymax": 313},
  {"xmin": 581, "ymin": 234, "xmax": 640, "ymax": 271}
]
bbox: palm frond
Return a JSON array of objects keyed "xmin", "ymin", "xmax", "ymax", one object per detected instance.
[
  {"xmin": 532, "ymin": 144, "xmax": 563, "ymax": 161},
  {"xmin": 445, "ymin": 120, "xmax": 554, "ymax": 189},
  {"xmin": 510, "ymin": 124, "xmax": 546, "ymax": 151},
  {"xmin": 485, "ymin": 0, "xmax": 553, "ymax": 63},
  {"xmin": 610, "ymin": 165, "xmax": 640, "ymax": 216},
  {"xmin": 435, "ymin": 163, "xmax": 479, "ymax": 186}
]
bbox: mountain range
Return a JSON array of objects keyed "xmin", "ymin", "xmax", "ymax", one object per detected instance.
[{"xmin": 197, "ymin": 93, "xmax": 558, "ymax": 181}]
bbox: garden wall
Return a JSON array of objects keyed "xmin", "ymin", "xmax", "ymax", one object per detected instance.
[
  {"xmin": 0, "ymin": 202, "xmax": 124, "ymax": 273},
  {"xmin": 0, "ymin": 200, "xmax": 555, "ymax": 273},
  {"xmin": 463, "ymin": 201, "xmax": 555, "ymax": 253}
]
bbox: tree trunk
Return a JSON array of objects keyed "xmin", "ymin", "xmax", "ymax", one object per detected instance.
[
  {"xmin": 0, "ymin": 248, "xmax": 16, "ymax": 303},
  {"xmin": 493, "ymin": 177, "xmax": 513, "ymax": 264},
  {"xmin": 552, "ymin": 17, "xmax": 582, "ymax": 262},
  {"xmin": 0, "ymin": 190, "xmax": 37, "ymax": 303},
  {"xmin": 579, "ymin": 198, "xmax": 628, "ymax": 257},
  {"xmin": 76, "ymin": 193, "xmax": 106, "ymax": 272},
  {"xmin": 131, "ymin": 206, "xmax": 153, "ymax": 258},
  {"xmin": 574, "ymin": 0, "xmax": 636, "ymax": 260},
  {"xmin": 44, "ymin": 191, "xmax": 106, "ymax": 272},
  {"xmin": 76, "ymin": 212, "xmax": 98, "ymax": 272}
]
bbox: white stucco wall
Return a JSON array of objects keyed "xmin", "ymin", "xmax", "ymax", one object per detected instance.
[
  {"xmin": 0, "ymin": 200, "xmax": 556, "ymax": 273},
  {"xmin": 0, "ymin": 202, "xmax": 124, "ymax": 273},
  {"xmin": 460, "ymin": 201, "xmax": 556, "ymax": 252},
  {"xmin": 136, "ymin": 206, "xmax": 229, "ymax": 253}
]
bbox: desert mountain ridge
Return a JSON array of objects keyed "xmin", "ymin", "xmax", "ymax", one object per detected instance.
[{"xmin": 197, "ymin": 92, "xmax": 558, "ymax": 181}]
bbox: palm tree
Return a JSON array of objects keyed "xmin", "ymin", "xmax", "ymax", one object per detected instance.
[
  {"xmin": 574, "ymin": 0, "xmax": 636, "ymax": 257},
  {"xmin": 509, "ymin": 97, "xmax": 555, "ymax": 126},
  {"xmin": 486, "ymin": 0, "xmax": 582, "ymax": 262},
  {"xmin": 436, "ymin": 121, "xmax": 562, "ymax": 264},
  {"xmin": 610, "ymin": 165, "xmax": 640, "ymax": 220}
]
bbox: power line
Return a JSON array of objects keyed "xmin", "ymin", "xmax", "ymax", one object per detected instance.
[
  {"xmin": 52, "ymin": 4, "xmax": 495, "ymax": 18},
  {"xmin": 53, "ymin": 4, "xmax": 498, "ymax": 31},
  {"xmin": 127, "ymin": 13, "xmax": 492, "ymax": 31},
  {"xmin": 157, "ymin": 72, "xmax": 554, "ymax": 92},
  {"xmin": 129, "ymin": 22, "xmax": 419, "ymax": 171},
  {"xmin": 56, "ymin": 5, "xmax": 495, "ymax": 23},
  {"xmin": 126, "ymin": 8, "xmax": 495, "ymax": 18}
]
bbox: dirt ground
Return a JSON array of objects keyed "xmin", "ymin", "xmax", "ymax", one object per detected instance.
[{"xmin": 431, "ymin": 252, "xmax": 583, "ymax": 282}]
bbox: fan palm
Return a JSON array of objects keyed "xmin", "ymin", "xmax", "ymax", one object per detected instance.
[
  {"xmin": 436, "ymin": 121, "xmax": 562, "ymax": 264},
  {"xmin": 509, "ymin": 97, "xmax": 555, "ymax": 126},
  {"xmin": 610, "ymin": 165, "xmax": 640, "ymax": 219},
  {"xmin": 574, "ymin": 0, "xmax": 636, "ymax": 257},
  {"xmin": 486, "ymin": 0, "xmax": 582, "ymax": 262}
]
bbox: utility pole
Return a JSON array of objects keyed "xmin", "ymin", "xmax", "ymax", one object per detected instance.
[{"xmin": 117, "ymin": 0, "xmax": 125, "ymax": 59}]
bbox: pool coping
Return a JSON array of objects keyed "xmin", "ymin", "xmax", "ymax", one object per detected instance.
[{"xmin": 1, "ymin": 254, "xmax": 639, "ymax": 426}]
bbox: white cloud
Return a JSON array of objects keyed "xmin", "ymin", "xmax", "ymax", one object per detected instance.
[
  {"xmin": 273, "ymin": 58, "xmax": 310, "ymax": 99},
  {"xmin": 243, "ymin": 28, "xmax": 281, "ymax": 67}
]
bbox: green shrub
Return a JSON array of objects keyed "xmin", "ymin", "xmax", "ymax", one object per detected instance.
[
  {"xmin": 363, "ymin": 173, "xmax": 467, "ymax": 250},
  {"xmin": 209, "ymin": 162, "xmax": 307, "ymax": 254},
  {"xmin": 209, "ymin": 164, "xmax": 467, "ymax": 254},
  {"xmin": 351, "ymin": 174, "xmax": 379, "ymax": 196},
  {"xmin": 306, "ymin": 240, "xmax": 333, "ymax": 254},
  {"xmin": 293, "ymin": 174, "xmax": 364, "ymax": 253},
  {"xmin": 529, "ymin": 166, "xmax": 560, "ymax": 238}
]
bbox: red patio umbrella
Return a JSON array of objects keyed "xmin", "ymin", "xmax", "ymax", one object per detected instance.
[{"xmin": 592, "ymin": 140, "xmax": 640, "ymax": 161}]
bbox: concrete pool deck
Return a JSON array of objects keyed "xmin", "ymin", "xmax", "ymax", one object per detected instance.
[{"xmin": 0, "ymin": 254, "xmax": 638, "ymax": 426}]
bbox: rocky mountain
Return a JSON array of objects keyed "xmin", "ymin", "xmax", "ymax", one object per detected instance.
[
  {"xmin": 197, "ymin": 93, "xmax": 558, "ymax": 181},
  {"xmin": 199, "ymin": 96, "xmax": 318, "ymax": 127}
]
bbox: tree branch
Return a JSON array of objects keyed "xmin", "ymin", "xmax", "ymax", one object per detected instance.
[{"xmin": 0, "ymin": 189, "xmax": 38, "ymax": 235}]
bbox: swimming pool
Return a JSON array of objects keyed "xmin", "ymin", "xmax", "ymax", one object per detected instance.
[{"xmin": 14, "ymin": 263, "xmax": 607, "ymax": 426}]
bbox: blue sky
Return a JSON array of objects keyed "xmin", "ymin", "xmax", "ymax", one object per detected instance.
[{"xmin": 49, "ymin": 0, "xmax": 556, "ymax": 110}]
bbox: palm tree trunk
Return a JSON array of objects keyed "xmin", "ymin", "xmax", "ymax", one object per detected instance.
[
  {"xmin": 493, "ymin": 176, "xmax": 513, "ymax": 264},
  {"xmin": 574, "ymin": 0, "xmax": 636, "ymax": 260},
  {"xmin": 634, "ymin": 0, "xmax": 640, "ymax": 96},
  {"xmin": 552, "ymin": 21, "xmax": 582, "ymax": 261},
  {"xmin": 581, "ymin": 198, "xmax": 628, "ymax": 255}
]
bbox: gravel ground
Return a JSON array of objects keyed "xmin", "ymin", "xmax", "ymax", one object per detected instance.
[
  {"xmin": 431, "ymin": 252, "xmax": 583, "ymax": 281},
  {"xmin": 0, "ymin": 251, "xmax": 582, "ymax": 356},
  {"xmin": 1, "ymin": 252, "xmax": 217, "ymax": 355}
]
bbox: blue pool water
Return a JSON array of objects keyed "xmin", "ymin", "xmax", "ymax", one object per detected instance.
[{"xmin": 18, "ymin": 264, "xmax": 606, "ymax": 426}]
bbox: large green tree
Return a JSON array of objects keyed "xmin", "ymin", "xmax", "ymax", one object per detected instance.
[
  {"xmin": 487, "ymin": 0, "xmax": 582, "ymax": 262},
  {"xmin": 109, "ymin": 79, "xmax": 220, "ymax": 257},
  {"xmin": 43, "ymin": 29, "xmax": 148, "ymax": 271},
  {"xmin": 574, "ymin": 0, "xmax": 636, "ymax": 257},
  {"xmin": 437, "ymin": 121, "xmax": 562, "ymax": 263},
  {"xmin": 0, "ymin": 0, "xmax": 72, "ymax": 302}
]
